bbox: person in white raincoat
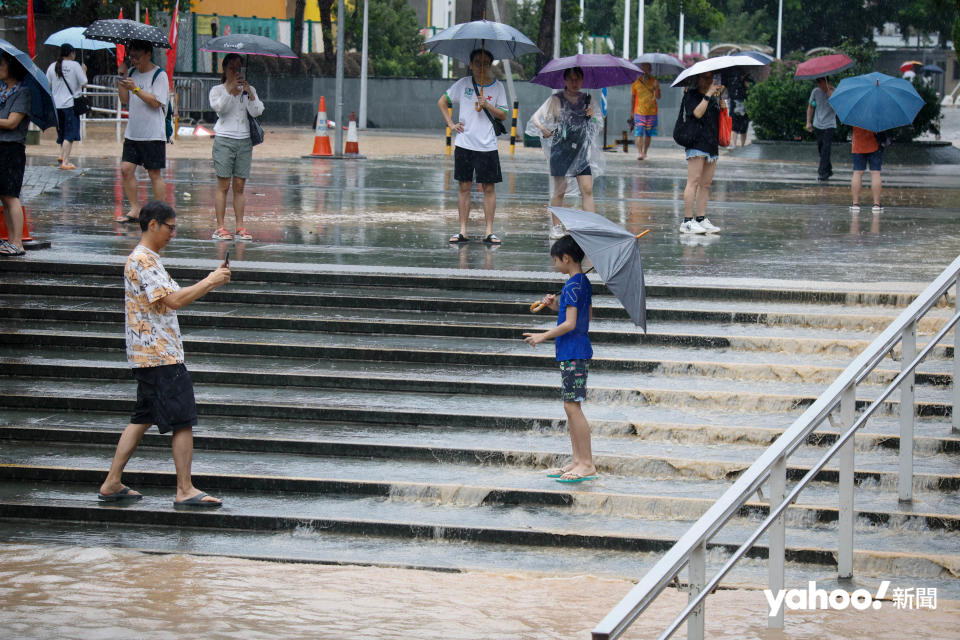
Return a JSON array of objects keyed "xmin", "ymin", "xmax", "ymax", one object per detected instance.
[{"xmin": 527, "ymin": 66, "xmax": 605, "ymax": 239}]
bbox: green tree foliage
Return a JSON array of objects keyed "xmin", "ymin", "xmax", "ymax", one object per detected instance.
[
  {"xmin": 590, "ymin": 0, "xmax": 723, "ymax": 54},
  {"xmin": 505, "ymin": 0, "xmax": 583, "ymax": 77},
  {"xmin": 744, "ymin": 62, "xmax": 810, "ymax": 140},
  {"xmin": 708, "ymin": 0, "xmax": 772, "ymax": 46},
  {"xmin": 889, "ymin": 0, "xmax": 956, "ymax": 48},
  {"xmin": 344, "ymin": 0, "xmax": 440, "ymax": 78},
  {"xmin": 0, "ymin": 1, "xmax": 187, "ymax": 27}
]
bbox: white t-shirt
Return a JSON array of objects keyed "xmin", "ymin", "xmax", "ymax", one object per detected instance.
[
  {"xmin": 445, "ymin": 76, "xmax": 507, "ymax": 152},
  {"xmin": 45, "ymin": 60, "xmax": 87, "ymax": 109},
  {"xmin": 124, "ymin": 65, "xmax": 170, "ymax": 142}
]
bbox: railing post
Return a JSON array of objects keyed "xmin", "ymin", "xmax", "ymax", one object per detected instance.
[
  {"xmin": 687, "ymin": 539, "xmax": 706, "ymax": 640},
  {"xmin": 839, "ymin": 383, "xmax": 856, "ymax": 579},
  {"xmin": 899, "ymin": 320, "xmax": 917, "ymax": 502},
  {"xmin": 768, "ymin": 455, "xmax": 786, "ymax": 628},
  {"xmin": 953, "ymin": 279, "xmax": 960, "ymax": 434}
]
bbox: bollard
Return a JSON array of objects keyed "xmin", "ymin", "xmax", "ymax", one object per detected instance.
[
  {"xmin": 622, "ymin": 131, "xmax": 629, "ymax": 153},
  {"xmin": 445, "ymin": 103, "xmax": 453, "ymax": 156},
  {"xmin": 509, "ymin": 100, "xmax": 518, "ymax": 156}
]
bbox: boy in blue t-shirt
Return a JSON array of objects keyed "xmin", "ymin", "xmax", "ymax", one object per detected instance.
[{"xmin": 523, "ymin": 235, "xmax": 596, "ymax": 483}]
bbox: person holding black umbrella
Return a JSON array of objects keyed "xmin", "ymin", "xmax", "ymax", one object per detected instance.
[
  {"xmin": 0, "ymin": 51, "xmax": 31, "ymax": 257},
  {"xmin": 116, "ymin": 40, "xmax": 170, "ymax": 224}
]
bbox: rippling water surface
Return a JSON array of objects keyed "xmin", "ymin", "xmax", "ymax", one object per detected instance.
[{"xmin": 1, "ymin": 543, "xmax": 957, "ymax": 639}]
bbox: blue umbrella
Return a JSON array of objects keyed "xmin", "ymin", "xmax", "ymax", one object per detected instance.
[
  {"xmin": 44, "ymin": 27, "xmax": 116, "ymax": 51},
  {"xmin": 0, "ymin": 38, "xmax": 58, "ymax": 130},
  {"xmin": 828, "ymin": 72, "xmax": 924, "ymax": 132},
  {"xmin": 922, "ymin": 64, "xmax": 943, "ymax": 74},
  {"xmin": 425, "ymin": 20, "xmax": 539, "ymax": 63}
]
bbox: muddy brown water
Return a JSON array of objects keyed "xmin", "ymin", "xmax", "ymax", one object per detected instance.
[{"xmin": 1, "ymin": 544, "xmax": 957, "ymax": 639}]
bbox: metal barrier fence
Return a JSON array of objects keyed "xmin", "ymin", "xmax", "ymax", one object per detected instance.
[{"xmin": 89, "ymin": 75, "xmax": 220, "ymax": 129}]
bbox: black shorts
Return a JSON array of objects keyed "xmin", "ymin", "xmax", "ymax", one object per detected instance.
[
  {"xmin": 122, "ymin": 139, "xmax": 167, "ymax": 171},
  {"xmin": 454, "ymin": 146, "xmax": 502, "ymax": 184},
  {"xmin": 731, "ymin": 114, "xmax": 749, "ymax": 134},
  {"xmin": 130, "ymin": 363, "xmax": 198, "ymax": 434},
  {"xmin": 0, "ymin": 142, "xmax": 26, "ymax": 198},
  {"xmin": 549, "ymin": 138, "xmax": 592, "ymax": 177}
]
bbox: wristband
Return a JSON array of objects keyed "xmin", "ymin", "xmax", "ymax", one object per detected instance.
[{"xmin": 133, "ymin": 87, "xmax": 141, "ymax": 95}]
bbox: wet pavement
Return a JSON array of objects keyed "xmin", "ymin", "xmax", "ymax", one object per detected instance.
[{"xmin": 14, "ymin": 143, "xmax": 960, "ymax": 284}]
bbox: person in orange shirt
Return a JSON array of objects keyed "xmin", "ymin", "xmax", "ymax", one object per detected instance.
[
  {"xmin": 850, "ymin": 126, "xmax": 883, "ymax": 213},
  {"xmin": 630, "ymin": 63, "xmax": 661, "ymax": 160}
]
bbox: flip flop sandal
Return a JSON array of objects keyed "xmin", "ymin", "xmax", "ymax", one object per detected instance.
[
  {"xmin": 482, "ymin": 234, "xmax": 502, "ymax": 245},
  {"xmin": 173, "ymin": 491, "xmax": 223, "ymax": 508},
  {"xmin": 60, "ymin": 163, "xmax": 77, "ymax": 170},
  {"xmin": 114, "ymin": 215, "xmax": 140, "ymax": 224},
  {"xmin": 449, "ymin": 233, "xmax": 470, "ymax": 244},
  {"xmin": 545, "ymin": 466, "xmax": 572, "ymax": 478},
  {"xmin": 0, "ymin": 242, "xmax": 26, "ymax": 257},
  {"xmin": 556, "ymin": 473, "xmax": 598, "ymax": 484},
  {"xmin": 97, "ymin": 486, "xmax": 143, "ymax": 502}
]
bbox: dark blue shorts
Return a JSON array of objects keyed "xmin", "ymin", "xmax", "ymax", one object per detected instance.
[
  {"xmin": 131, "ymin": 363, "xmax": 197, "ymax": 434},
  {"xmin": 56, "ymin": 107, "xmax": 81, "ymax": 144},
  {"xmin": 559, "ymin": 359, "xmax": 589, "ymax": 402},
  {"xmin": 852, "ymin": 150, "xmax": 882, "ymax": 172}
]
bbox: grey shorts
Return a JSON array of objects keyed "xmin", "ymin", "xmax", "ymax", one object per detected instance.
[{"xmin": 213, "ymin": 135, "xmax": 253, "ymax": 179}]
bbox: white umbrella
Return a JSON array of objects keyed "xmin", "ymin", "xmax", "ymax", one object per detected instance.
[
  {"xmin": 671, "ymin": 55, "xmax": 764, "ymax": 87},
  {"xmin": 45, "ymin": 27, "xmax": 116, "ymax": 51}
]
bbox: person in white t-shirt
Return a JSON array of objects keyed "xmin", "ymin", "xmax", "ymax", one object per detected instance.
[
  {"xmin": 437, "ymin": 49, "xmax": 508, "ymax": 245},
  {"xmin": 45, "ymin": 44, "xmax": 87, "ymax": 170},
  {"xmin": 116, "ymin": 40, "xmax": 170, "ymax": 224}
]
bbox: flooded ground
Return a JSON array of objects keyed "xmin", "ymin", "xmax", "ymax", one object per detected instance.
[{"xmin": 1, "ymin": 543, "xmax": 957, "ymax": 640}]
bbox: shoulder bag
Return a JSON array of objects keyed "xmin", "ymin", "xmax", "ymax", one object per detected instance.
[
  {"xmin": 472, "ymin": 78, "xmax": 507, "ymax": 136},
  {"xmin": 672, "ymin": 93, "xmax": 701, "ymax": 148},
  {"xmin": 62, "ymin": 73, "xmax": 89, "ymax": 117},
  {"xmin": 247, "ymin": 110, "xmax": 264, "ymax": 146}
]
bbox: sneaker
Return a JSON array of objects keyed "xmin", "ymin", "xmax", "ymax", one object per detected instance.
[
  {"xmin": 679, "ymin": 219, "xmax": 707, "ymax": 234},
  {"xmin": 212, "ymin": 227, "xmax": 233, "ymax": 240},
  {"xmin": 871, "ymin": 205, "xmax": 883, "ymax": 214},
  {"xmin": 549, "ymin": 224, "xmax": 567, "ymax": 239},
  {"xmin": 698, "ymin": 218, "xmax": 721, "ymax": 233},
  {"xmin": 849, "ymin": 205, "xmax": 861, "ymax": 213},
  {"xmin": 235, "ymin": 227, "xmax": 253, "ymax": 241}
]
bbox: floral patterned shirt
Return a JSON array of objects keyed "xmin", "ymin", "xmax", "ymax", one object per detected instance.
[{"xmin": 124, "ymin": 244, "xmax": 183, "ymax": 367}]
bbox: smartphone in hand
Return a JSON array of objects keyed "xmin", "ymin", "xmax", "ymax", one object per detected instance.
[{"xmin": 223, "ymin": 250, "xmax": 230, "ymax": 268}]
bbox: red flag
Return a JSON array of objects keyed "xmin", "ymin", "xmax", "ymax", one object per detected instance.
[
  {"xmin": 166, "ymin": 0, "xmax": 180, "ymax": 91},
  {"xmin": 26, "ymin": 0, "xmax": 36, "ymax": 58},
  {"xmin": 117, "ymin": 8, "xmax": 126, "ymax": 70},
  {"xmin": 145, "ymin": 9, "xmax": 150, "ymax": 25}
]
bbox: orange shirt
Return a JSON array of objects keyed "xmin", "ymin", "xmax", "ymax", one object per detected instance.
[
  {"xmin": 631, "ymin": 77, "xmax": 659, "ymax": 115},
  {"xmin": 851, "ymin": 127, "xmax": 878, "ymax": 154}
]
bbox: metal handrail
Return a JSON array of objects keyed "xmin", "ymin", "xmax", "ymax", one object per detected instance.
[{"xmin": 592, "ymin": 253, "xmax": 960, "ymax": 640}]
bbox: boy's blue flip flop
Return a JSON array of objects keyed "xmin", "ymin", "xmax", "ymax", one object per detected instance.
[
  {"xmin": 545, "ymin": 468, "xmax": 568, "ymax": 478},
  {"xmin": 97, "ymin": 486, "xmax": 143, "ymax": 502},
  {"xmin": 556, "ymin": 473, "xmax": 598, "ymax": 484}
]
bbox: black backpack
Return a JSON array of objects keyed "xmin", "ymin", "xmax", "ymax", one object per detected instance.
[{"xmin": 150, "ymin": 67, "xmax": 174, "ymax": 141}]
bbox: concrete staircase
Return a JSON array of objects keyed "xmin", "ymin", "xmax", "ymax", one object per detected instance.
[{"xmin": 0, "ymin": 260, "xmax": 957, "ymax": 595}]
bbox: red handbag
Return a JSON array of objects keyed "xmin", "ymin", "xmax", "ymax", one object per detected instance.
[{"xmin": 718, "ymin": 104, "xmax": 732, "ymax": 147}]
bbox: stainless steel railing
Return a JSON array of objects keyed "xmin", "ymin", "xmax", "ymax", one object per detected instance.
[{"xmin": 592, "ymin": 254, "xmax": 960, "ymax": 640}]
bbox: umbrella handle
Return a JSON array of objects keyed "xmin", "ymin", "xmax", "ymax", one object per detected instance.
[
  {"xmin": 530, "ymin": 300, "xmax": 547, "ymax": 313},
  {"xmin": 636, "ymin": 229, "xmax": 651, "ymax": 239}
]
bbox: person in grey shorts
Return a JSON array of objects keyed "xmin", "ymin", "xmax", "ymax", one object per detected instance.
[{"xmin": 209, "ymin": 53, "xmax": 264, "ymax": 242}]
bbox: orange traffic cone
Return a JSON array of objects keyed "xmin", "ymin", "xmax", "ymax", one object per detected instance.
[
  {"xmin": 0, "ymin": 204, "xmax": 49, "ymax": 249},
  {"xmin": 345, "ymin": 112, "xmax": 360, "ymax": 155},
  {"xmin": 309, "ymin": 97, "xmax": 333, "ymax": 157}
]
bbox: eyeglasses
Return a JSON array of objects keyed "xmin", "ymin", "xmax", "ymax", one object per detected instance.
[{"xmin": 161, "ymin": 222, "xmax": 177, "ymax": 232}]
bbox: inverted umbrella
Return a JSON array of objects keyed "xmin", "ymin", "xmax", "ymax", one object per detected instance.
[
  {"xmin": 44, "ymin": 26, "xmax": 116, "ymax": 51},
  {"xmin": 794, "ymin": 53, "xmax": 854, "ymax": 80},
  {"xmin": 83, "ymin": 19, "xmax": 171, "ymax": 48},
  {"xmin": 532, "ymin": 54, "xmax": 642, "ymax": 89},
  {"xmin": 201, "ymin": 34, "xmax": 297, "ymax": 58},
  {"xmin": 0, "ymin": 38, "xmax": 58, "ymax": 130},
  {"xmin": 632, "ymin": 52, "xmax": 685, "ymax": 77},
  {"xmin": 671, "ymin": 55, "xmax": 764, "ymax": 87},
  {"xmin": 424, "ymin": 19, "xmax": 539, "ymax": 63},
  {"xmin": 828, "ymin": 72, "xmax": 924, "ymax": 132},
  {"xmin": 542, "ymin": 207, "xmax": 648, "ymax": 331}
]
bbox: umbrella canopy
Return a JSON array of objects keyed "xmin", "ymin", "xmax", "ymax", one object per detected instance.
[
  {"xmin": 424, "ymin": 19, "xmax": 539, "ymax": 63},
  {"xmin": 201, "ymin": 34, "xmax": 297, "ymax": 59},
  {"xmin": 549, "ymin": 206, "xmax": 647, "ymax": 331},
  {"xmin": 922, "ymin": 64, "xmax": 943, "ymax": 73},
  {"xmin": 899, "ymin": 60, "xmax": 922, "ymax": 74},
  {"xmin": 83, "ymin": 19, "xmax": 171, "ymax": 48},
  {"xmin": 733, "ymin": 51, "xmax": 774, "ymax": 65},
  {"xmin": 671, "ymin": 55, "xmax": 764, "ymax": 87},
  {"xmin": 794, "ymin": 53, "xmax": 854, "ymax": 80},
  {"xmin": 531, "ymin": 54, "xmax": 641, "ymax": 89},
  {"xmin": 44, "ymin": 26, "xmax": 116, "ymax": 51},
  {"xmin": 828, "ymin": 71, "xmax": 924, "ymax": 132},
  {"xmin": 0, "ymin": 38, "xmax": 58, "ymax": 130},
  {"xmin": 632, "ymin": 52, "xmax": 685, "ymax": 76}
]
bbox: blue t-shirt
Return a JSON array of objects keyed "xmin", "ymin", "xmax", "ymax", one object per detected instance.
[{"xmin": 555, "ymin": 272, "xmax": 593, "ymax": 362}]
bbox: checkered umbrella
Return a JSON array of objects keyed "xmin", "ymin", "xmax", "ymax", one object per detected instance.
[{"xmin": 83, "ymin": 19, "xmax": 171, "ymax": 48}]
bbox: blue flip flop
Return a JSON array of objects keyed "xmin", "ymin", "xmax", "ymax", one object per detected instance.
[
  {"xmin": 556, "ymin": 473, "xmax": 598, "ymax": 484},
  {"xmin": 173, "ymin": 492, "xmax": 223, "ymax": 508},
  {"xmin": 545, "ymin": 468, "xmax": 568, "ymax": 478},
  {"xmin": 97, "ymin": 486, "xmax": 143, "ymax": 502}
]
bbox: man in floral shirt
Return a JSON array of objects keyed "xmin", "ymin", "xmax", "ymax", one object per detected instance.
[{"xmin": 98, "ymin": 201, "xmax": 231, "ymax": 507}]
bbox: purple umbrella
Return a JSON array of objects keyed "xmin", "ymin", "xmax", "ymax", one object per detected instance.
[{"xmin": 531, "ymin": 54, "xmax": 643, "ymax": 89}]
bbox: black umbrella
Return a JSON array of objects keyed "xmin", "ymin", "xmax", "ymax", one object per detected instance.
[
  {"xmin": 83, "ymin": 19, "xmax": 171, "ymax": 48},
  {"xmin": 200, "ymin": 34, "xmax": 297, "ymax": 59}
]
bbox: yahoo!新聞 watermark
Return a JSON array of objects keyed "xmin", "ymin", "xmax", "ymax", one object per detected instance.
[{"xmin": 764, "ymin": 581, "xmax": 938, "ymax": 616}]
